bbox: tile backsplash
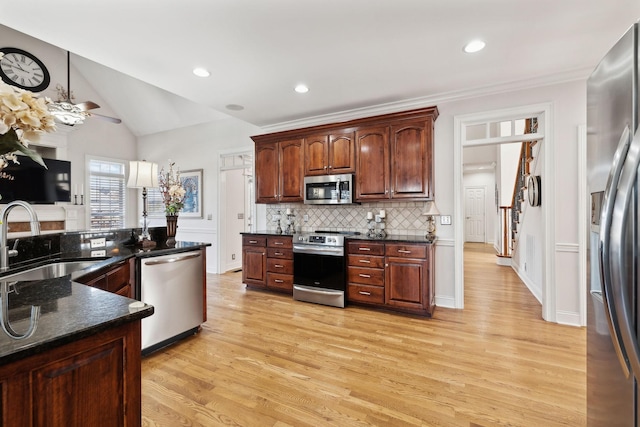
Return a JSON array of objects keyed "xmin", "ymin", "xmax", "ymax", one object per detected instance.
[{"xmin": 266, "ymin": 201, "xmax": 430, "ymax": 236}]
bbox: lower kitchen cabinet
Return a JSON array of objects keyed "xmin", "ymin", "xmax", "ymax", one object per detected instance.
[
  {"xmin": 266, "ymin": 235, "xmax": 293, "ymax": 293},
  {"xmin": 242, "ymin": 235, "xmax": 267, "ymax": 287},
  {"xmin": 347, "ymin": 241, "xmax": 385, "ymax": 305},
  {"xmin": 0, "ymin": 321, "xmax": 142, "ymax": 426},
  {"xmin": 76, "ymin": 258, "xmax": 135, "ymax": 298},
  {"xmin": 347, "ymin": 240, "xmax": 435, "ymax": 316},
  {"xmin": 242, "ymin": 234, "xmax": 293, "ymax": 293}
]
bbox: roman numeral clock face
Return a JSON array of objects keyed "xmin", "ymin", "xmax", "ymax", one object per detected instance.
[{"xmin": 0, "ymin": 47, "xmax": 50, "ymax": 93}]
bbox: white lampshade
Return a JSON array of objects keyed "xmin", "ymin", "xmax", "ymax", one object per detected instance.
[
  {"xmin": 127, "ymin": 161, "xmax": 159, "ymax": 188},
  {"xmin": 422, "ymin": 201, "xmax": 441, "ymax": 216}
]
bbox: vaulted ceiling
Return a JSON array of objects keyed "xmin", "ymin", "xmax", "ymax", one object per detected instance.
[{"xmin": 1, "ymin": 1, "xmax": 638, "ymax": 136}]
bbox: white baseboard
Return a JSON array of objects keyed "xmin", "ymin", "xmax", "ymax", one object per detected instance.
[{"xmin": 435, "ymin": 296, "xmax": 456, "ymax": 309}]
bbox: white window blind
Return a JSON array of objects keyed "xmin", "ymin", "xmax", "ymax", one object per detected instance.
[
  {"xmin": 146, "ymin": 187, "xmax": 165, "ymax": 217},
  {"xmin": 89, "ymin": 159, "xmax": 126, "ymax": 230}
]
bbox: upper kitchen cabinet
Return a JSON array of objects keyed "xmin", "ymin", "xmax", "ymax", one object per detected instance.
[
  {"xmin": 389, "ymin": 120, "xmax": 433, "ymax": 200},
  {"xmin": 255, "ymin": 139, "xmax": 304, "ymax": 203},
  {"xmin": 304, "ymin": 132, "xmax": 355, "ymax": 176},
  {"xmin": 355, "ymin": 127, "xmax": 390, "ymax": 200},
  {"xmin": 251, "ymin": 106, "xmax": 438, "ymax": 204}
]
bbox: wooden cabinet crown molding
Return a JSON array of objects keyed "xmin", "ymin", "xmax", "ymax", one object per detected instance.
[{"xmin": 250, "ymin": 106, "xmax": 439, "ymax": 144}]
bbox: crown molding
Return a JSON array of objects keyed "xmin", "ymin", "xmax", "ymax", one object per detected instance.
[{"xmin": 260, "ymin": 67, "xmax": 590, "ymax": 134}]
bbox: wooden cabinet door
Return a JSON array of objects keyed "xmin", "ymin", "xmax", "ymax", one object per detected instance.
[
  {"xmin": 304, "ymin": 135, "xmax": 329, "ymax": 176},
  {"xmin": 390, "ymin": 120, "xmax": 431, "ymax": 199},
  {"xmin": 242, "ymin": 246, "xmax": 267, "ymax": 287},
  {"xmin": 328, "ymin": 131, "xmax": 355, "ymax": 174},
  {"xmin": 355, "ymin": 126, "xmax": 390, "ymax": 200},
  {"xmin": 385, "ymin": 257, "xmax": 427, "ymax": 312},
  {"xmin": 278, "ymin": 139, "xmax": 304, "ymax": 202},
  {"xmin": 255, "ymin": 142, "xmax": 279, "ymax": 203}
]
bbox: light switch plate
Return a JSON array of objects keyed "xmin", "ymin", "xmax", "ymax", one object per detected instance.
[{"xmin": 441, "ymin": 215, "xmax": 452, "ymax": 225}]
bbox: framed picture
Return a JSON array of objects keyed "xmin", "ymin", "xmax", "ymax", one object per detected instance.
[{"xmin": 179, "ymin": 169, "xmax": 203, "ymax": 218}]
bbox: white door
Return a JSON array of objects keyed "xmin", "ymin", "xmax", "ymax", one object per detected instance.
[{"xmin": 465, "ymin": 186, "xmax": 486, "ymax": 242}]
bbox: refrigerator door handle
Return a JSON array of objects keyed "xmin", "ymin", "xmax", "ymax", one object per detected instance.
[{"xmin": 599, "ymin": 125, "xmax": 632, "ymax": 378}]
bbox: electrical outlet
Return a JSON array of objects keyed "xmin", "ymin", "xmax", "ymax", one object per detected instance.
[
  {"xmin": 273, "ymin": 214, "xmax": 281, "ymax": 220},
  {"xmin": 440, "ymin": 215, "xmax": 452, "ymax": 225},
  {"xmin": 303, "ymin": 214, "xmax": 309, "ymax": 222},
  {"xmin": 90, "ymin": 237, "xmax": 106, "ymax": 248},
  {"xmin": 232, "ymin": 254, "xmax": 236, "ymax": 260},
  {"xmin": 91, "ymin": 249, "xmax": 106, "ymax": 258}
]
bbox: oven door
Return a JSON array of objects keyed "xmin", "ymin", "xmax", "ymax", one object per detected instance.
[{"xmin": 293, "ymin": 246, "xmax": 346, "ymax": 308}]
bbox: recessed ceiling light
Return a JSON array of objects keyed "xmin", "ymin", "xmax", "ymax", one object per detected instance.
[
  {"xmin": 226, "ymin": 104, "xmax": 245, "ymax": 111},
  {"xmin": 193, "ymin": 67, "xmax": 210, "ymax": 77},
  {"xmin": 463, "ymin": 40, "xmax": 486, "ymax": 53},
  {"xmin": 295, "ymin": 84, "xmax": 309, "ymax": 94}
]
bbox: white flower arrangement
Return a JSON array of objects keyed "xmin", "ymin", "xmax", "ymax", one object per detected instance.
[
  {"xmin": 159, "ymin": 162, "xmax": 186, "ymax": 215},
  {"xmin": 0, "ymin": 52, "xmax": 56, "ymax": 172}
]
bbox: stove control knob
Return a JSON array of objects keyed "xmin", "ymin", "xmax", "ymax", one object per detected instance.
[{"xmin": 298, "ymin": 236, "xmax": 305, "ymax": 242}]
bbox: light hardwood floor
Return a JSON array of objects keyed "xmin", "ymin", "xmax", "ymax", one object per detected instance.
[{"xmin": 141, "ymin": 243, "xmax": 586, "ymax": 426}]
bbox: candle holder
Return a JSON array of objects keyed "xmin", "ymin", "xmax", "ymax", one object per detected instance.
[
  {"xmin": 285, "ymin": 213, "xmax": 295, "ymax": 234},
  {"xmin": 80, "ymin": 195, "xmax": 84, "ymax": 205},
  {"xmin": 74, "ymin": 195, "xmax": 78, "ymax": 205},
  {"xmin": 275, "ymin": 210, "xmax": 283, "ymax": 234}
]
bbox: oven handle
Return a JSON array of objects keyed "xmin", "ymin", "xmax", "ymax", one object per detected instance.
[
  {"xmin": 293, "ymin": 285, "xmax": 344, "ymax": 296},
  {"xmin": 293, "ymin": 245, "xmax": 344, "ymax": 256}
]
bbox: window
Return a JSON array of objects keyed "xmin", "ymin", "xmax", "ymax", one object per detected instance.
[
  {"xmin": 88, "ymin": 158, "xmax": 126, "ymax": 230},
  {"xmin": 146, "ymin": 187, "xmax": 165, "ymax": 217}
]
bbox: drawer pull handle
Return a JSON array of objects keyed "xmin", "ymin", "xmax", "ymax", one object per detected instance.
[
  {"xmin": 274, "ymin": 252, "xmax": 283, "ymax": 256},
  {"xmin": 275, "ymin": 264, "xmax": 283, "ymax": 268},
  {"xmin": 249, "ymin": 240, "xmax": 258, "ymax": 244},
  {"xmin": 359, "ymin": 274, "xmax": 371, "ymax": 278},
  {"xmin": 398, "ymin": 250, "xmax": 412, "ymax": 254},
  {"xmin": 274, "ymin": 242, "xmax": 284, "ymax": 245},
  {"xmin": 358, "ymin": 247, "xmax": 371, "ymax": 251},
  {"xmin": 359, "ymin": 259, "xmax": 371, "ymax": 263},
  {"xmin": 274, "ymin": 279, "xmax": 284, "ymax": 283},
  {"xmin": 359, "ymin": 291, "xmax": 371, "ymax": 296}
]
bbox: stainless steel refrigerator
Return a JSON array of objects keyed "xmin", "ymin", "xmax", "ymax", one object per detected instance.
[{"xmin": 588, "ymin": 22, "xmax": 640, "ymax": 426}]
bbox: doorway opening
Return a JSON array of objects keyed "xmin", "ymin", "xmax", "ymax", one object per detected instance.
[
  {"xmin": 454, "ymin": 103, "xmax": 555, "ymax": 321},
  {"xmin": 218, "ymin": 151, "xmax": 254, "ymax": 273}
]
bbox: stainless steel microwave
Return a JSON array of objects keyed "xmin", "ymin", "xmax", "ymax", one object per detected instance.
[{"xmin": 303, "ymin": 174, "xmax": 355, "ymax": 205}]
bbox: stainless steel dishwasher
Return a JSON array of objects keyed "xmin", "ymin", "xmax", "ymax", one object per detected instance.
[{"xmin": 139, "ymin": 250, "xmax": 204, "ymax": 355}]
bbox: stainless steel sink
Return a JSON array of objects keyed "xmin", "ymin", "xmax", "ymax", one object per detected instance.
[{"xmin": 0, "ymin": 260, "xmax": 103, "ymax": 281}]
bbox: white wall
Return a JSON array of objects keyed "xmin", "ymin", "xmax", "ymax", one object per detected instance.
[
  {"xmin": 137, "ymin": 117, "xmax": 261, "ymax": 273},
  {"xmin": 433, "ymin": 79, "xmax": 585, "ymax": 324}
]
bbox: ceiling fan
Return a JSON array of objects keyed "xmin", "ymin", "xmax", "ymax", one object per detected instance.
[{"xmin": 48, "ymin": 51, "xmax": 122, "ymax": 126}]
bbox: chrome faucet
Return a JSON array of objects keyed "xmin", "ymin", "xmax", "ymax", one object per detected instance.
[{"xmin": 0, "ymin": 201, "xmax": 41, "ymax": 271}]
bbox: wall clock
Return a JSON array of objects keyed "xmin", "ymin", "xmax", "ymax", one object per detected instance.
[
  {"xmin": 527, "ymin": 174, "xmax": 541, "ymax": 207},
  {"xmin": 0, "ymin": 47, "xmax": 50, "ymax": 92}
]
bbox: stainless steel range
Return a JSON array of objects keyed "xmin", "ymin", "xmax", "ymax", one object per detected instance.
[{"xmin": 292, "ymin": 232, "xmax": 348, "ymax": 308}]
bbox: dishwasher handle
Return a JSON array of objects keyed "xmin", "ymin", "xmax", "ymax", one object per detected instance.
[{"xmin": 144, "ymin": 252, "xmax": 201, "ymax": 266}]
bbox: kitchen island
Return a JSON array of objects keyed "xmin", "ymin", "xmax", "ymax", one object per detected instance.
[{"xmin": 0, "ymin": 227, "xmax": 209, "ymax": 426}]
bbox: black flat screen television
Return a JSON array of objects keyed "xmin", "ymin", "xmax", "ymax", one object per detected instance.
[{"xmin": 0, "ymin": 155, "xmax": 71, "ymax": 204}]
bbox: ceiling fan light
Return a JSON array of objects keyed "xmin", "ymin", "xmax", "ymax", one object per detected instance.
[
  {"xmin": 294, "ymin": 84, "xmax": 309, "ymax": 94},
  {"xmin": 48, "ymin": 102, "xmax": 86, "ymax": 125}
]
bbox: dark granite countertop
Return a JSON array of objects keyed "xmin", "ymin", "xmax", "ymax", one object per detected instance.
[
  {"xmin": 0, "ymin": 230, "xmax": 211, "ymax": 366},
  {"xmin": 241, "ymin": 231, "xmax": 435, "ymax": 244}
]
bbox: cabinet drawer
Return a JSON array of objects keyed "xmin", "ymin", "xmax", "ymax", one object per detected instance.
[
  {"xmin": 348, "ymin": 266, "xmax": 384, "ymax": 286},
  {"xmin": 243, "ymin": 236, "xmax": 267, "ymax": 247},
  {"xmin": 348, "ymin": 284, "xmax": 384, "ymax": 304},
  {"xmin": 347, "ymin": 241, "xmax": 384, "ymax": 256},
  {"xmin": 268, "ymin": 236, "xmax": 293, "ymax": 248},
  {"xmin": 267, "ymin": 258, "xmax": 293, "ymax": 274},
  {"xmin": 266, "ymin": 272, "xmax": 293, "ymax": 291},
  {"xmin": 385, "ymin": 243, "xmax": 426, "ymax": 259},
  {"xmin": 267, "ymin": 248, "xmax": 293, "ymax": 259},
  {"xmin": 347, "ymin": 254, "xmax": 384, "ymax": 268}
]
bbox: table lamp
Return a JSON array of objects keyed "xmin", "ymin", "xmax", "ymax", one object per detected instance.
[
  {"xmin": 128, "ymin": 160, "xmax": 159, "ymax": 247},
  {"xmin": 422, "ymin": 201, "xmax": 441, "ymax": 242}
]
